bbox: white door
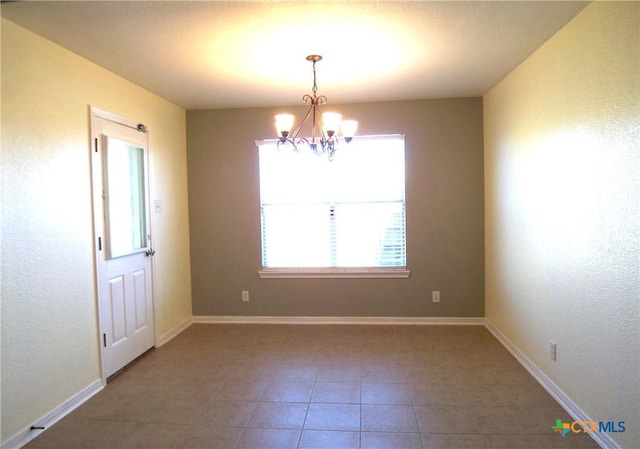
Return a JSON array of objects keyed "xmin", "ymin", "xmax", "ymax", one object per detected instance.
[{"xmin": 90, "ymin": 109, "xmax": 155, "ymax": 379}]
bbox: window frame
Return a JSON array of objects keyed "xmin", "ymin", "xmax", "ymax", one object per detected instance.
[
  {"xmin": 258, "ymin": 267, "xmax": 410, "ymax": 279},
  {"xmin": 255, "ymin": 135, "xmax": 410, "ymax": 280}
]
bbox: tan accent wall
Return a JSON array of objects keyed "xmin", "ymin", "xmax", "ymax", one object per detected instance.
[{"xmin": 187, "ymin": 98, "xmax": 485, "ymax": 317}]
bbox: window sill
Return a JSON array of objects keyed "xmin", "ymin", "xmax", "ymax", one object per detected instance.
[{"xmin": 258, "ymin": 267, "xmax": 411, "ymax": 279}]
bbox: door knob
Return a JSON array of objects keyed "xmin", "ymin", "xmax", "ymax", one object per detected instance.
[{"xmin": 145, "ymin": 248, "xmax": 156, "ymax": 257}]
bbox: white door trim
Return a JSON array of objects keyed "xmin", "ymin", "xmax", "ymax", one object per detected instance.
[{"xmin": 89, "ymin": 106, "xmax": 158, "ymax": 383}]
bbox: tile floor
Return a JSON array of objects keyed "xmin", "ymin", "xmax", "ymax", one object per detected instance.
[{"xmin": 25, "ymin": 324, "xmax": 599, "ymax": 449}]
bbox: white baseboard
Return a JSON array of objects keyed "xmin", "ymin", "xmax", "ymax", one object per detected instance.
[
  {"xmin": 2, "ymin": 379, "xmax": 103, "ymax": 449},
  {"xmin": 193, "ymin": 315, "xmax": 484, "ymax": 325},
  {"xmin": 484, "ymin": 319, "xmax": 618, "ymax": 449},
  {"xmin": 156, "ymin": 316, "xmax": 193, "ymax": 347}
]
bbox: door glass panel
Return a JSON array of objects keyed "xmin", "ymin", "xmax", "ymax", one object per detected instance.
[{"xmin": 104, "ymin": 135, "xmax": 147, "ymax": 259}]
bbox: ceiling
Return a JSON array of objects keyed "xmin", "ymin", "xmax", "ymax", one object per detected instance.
[{"xmin": 2, "ymin": 1, "xmax": 589, "ymax": 110}]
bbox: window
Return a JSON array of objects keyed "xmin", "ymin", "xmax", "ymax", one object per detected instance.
[{"xmin": 257, "ymin": 134, "xmax": 409, "ymax": 278}]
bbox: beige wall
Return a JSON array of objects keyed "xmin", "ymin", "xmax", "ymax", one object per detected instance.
[
  {"xmin": 1, "ymin": 19, "xmax": 192, "ymax": 443},
  {"xmin": 187, "ymin": 99, "xmax": 484, "ymax": 317},
  {"xmin": 484, "ymin": 2, "xmax": 639, "ymax": 448}
]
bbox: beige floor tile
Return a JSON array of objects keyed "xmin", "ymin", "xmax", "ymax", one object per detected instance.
[
  {"xmin": 466, "ymin": 405, "xmax": 533, "ymax": 434},
  {"xmin": 274, "ymin": 364, "xmax": 319, "ymax": 381},
  {"xmin": 174, "ymin": 425, "xmax": 242, "ymax": 448},
  {"xmin": 361, "ymin": 365, "xmax": 407, "ymax": 383},
  {"xmin": 410, "ymin": 382, "xmax": 462, "ymax": 406},
  {"xmin": 316, "ymin": 365, "xmax": 361, "ymax": 382},
  {"xmin": 236, "ymin": 428, "xmax": 301, "ymax": 449},
  {"xmin": 247, "ymin": 402, "xmax": 308, "ymax": 429},
  {"xmin": 508, "ymin": 382, "xmax": 563, "ymax": 407},
  {"xmin": 361, "ymin": 431, "xmax": 424, "ymax": 449},
  {"xmin": 488, "ymin": 433, "xmax": 600, "ymax": 448},
  {"xmin": 362, "ymin": 382, "xmax": 413, "ymax": 405},
  {"xmin": 414, "ymin": 405, "xmax": 478, "ymax": 434},
  {"xmin": 520, "ymin": 405, "xmax": 577, "ymax": 435},
  {"xmin": 210, "ymin": 379, "xmax": 268, "ymax": 401},
  {"xmin": 361, "ymin": 404, "xmax": 419, "ymax": 432},
  {"xmin": 491, "ymin": 366, "xmax": 541, "ymax": 385},
  {"xmin": 311, "ymin": 382, "xmax": 361, "ymax": 404},
  {"xmin": 421, "ymin": 432, "xmax": 493, "ymax": 448},
  {"xmin": 456, "ymin": 383, "xmax": 514, "ymax": 406},
  {"xmin": 262, "ymin": 380, "xmax": 314, "ymax": 402},
  {"xmin": 228, "ymin": 364, "xmax": 279, "ymax": 382},
  {"xmin": 157, "ymin": 380, "xmax": 224, "ymax": 401},
  {"xmin": 199, "ymin": 400, "xmax": 258, "ymax": 427},
  {"xmin": 298, "ymin": 430, "xmax": 360, "ymax": 449},
  {"xmin": 404, "ymin": 363, "xmax": 451, "ymax": 383},
  {"xmin": 143, "ymin": 397, "xmax": 209, "ymax": 425},
  {"xmin": 71, "ymin": 391, "xmax": 160, "ymax": 422},
  {"xmin": 119, "ymin": 423, "xmax": 185, "ymax": 449},
  {"xmin": 304, "ymin": 403, "xmax": 361, "ymax": 431},
  {"xmin": 448, "ymin": 365, "xmax": 499, "ymax": 385}
]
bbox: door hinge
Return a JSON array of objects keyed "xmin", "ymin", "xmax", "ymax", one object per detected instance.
[
  {"xmin": 103, "ymin": 333, "xmax": 107, "ymax": 348},
  {"xmin": 98, "ymin": 237, "xmax": 102, "ymax": 251},
  {"xmin": 94, "ymin": 137, "xmax": 98, "ymax": 153}
]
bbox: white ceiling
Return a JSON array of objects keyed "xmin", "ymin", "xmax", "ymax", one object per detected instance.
[{"xmin": 2, "ymin": 1, "xmax": 589, "ymax": 110}]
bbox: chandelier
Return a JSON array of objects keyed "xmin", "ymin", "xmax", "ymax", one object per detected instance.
[{"xmin": 275, "ymin": 55, "xmax": 358, "ymax": 160}]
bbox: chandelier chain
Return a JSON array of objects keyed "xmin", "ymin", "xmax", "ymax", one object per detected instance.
[{"xmin": 312, "ymin": 60, "xmax": 318, "ymax": 96}]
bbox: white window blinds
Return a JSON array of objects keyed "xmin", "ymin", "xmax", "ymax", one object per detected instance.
[{"xmin": 258, "ymin": 135, "xmax": 406, "ymax": 269}]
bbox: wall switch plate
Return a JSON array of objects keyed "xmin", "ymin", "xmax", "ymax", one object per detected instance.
[
  {"xmin": 550, "ymin": 341, "xmax": 557, "ymax": 361},
  {"xmin": 242, "ymin": 290, "xmax": 249, "ymax": 302},
  {"xmin": 432, "ymin": 291, "xmax": 440, "ymax": 303}
]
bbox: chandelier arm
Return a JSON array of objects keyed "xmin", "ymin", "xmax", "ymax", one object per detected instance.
[
  {"xmin": 313, "ymin": 102, "xmax": 329, "ymax": 145},
  {"xmin": 327, "ymin": 143, "xmax": 336, "ymax": 161},
  {"xmin": 277, "ymin": 136, "xmax": 297, "ymax": 151},
  {"xmin": 290, "ymin": 105, "xmax": 315, "ymax": 142},
  {"xmin": 311, "ymin": 102, "xmax": 318, "ymax": 144}
]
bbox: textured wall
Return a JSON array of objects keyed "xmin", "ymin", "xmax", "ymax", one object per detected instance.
[
  {"xmin": 484, "ymin": 2, "xmax": 639, "ymax": 448},
  {"xmin": 1, "ymin": 19, "xmax": 192, "ymax": 443},
  {"xmin": 187, "ymin": 99, "xmax": 484, "ymax": 317}
]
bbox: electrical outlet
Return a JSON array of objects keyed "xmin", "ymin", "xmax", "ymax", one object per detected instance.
[
  {"xmin": 550, "ymin": 341, "xmax": 557, "ymax": 361},
  {"xmin": 432, "ymin": 291, "xmax": 440, "ymax": 303},
  {"xmin": 242, "ymin": 290, "xmax": 249, "ymax": 302}
]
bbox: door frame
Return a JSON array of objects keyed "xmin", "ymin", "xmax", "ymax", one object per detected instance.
[{"xmin": 89, "ymin": 106, "xmax": 158, "ymax": 383}]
